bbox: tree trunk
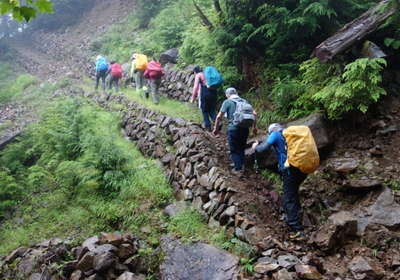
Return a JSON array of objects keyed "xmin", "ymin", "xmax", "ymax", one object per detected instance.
[
  {"xmin": 214, "ymin": 0, "xmax": 222, "ymax": 15},
  {"xmin": 192, "ymin": 0, "xmax": 214, "ymax": 31},
  {"xmin": 312, "ymin": 0, "xmax": 398, "ymax": 63}
]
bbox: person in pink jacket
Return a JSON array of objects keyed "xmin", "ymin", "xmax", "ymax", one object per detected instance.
[{"xmin": 190, "ymin": 66, "xmax": 217, "ymax": 131}]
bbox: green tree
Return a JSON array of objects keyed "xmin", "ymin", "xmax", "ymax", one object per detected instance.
[{"xmin": 0, "ymin": 0, "xmax": 53, "ymax": 22}]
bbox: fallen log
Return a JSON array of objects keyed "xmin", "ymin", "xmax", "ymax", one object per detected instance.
[{"xmin": 313, "ymin": 0, "xmax": 398, "ymax": 63}]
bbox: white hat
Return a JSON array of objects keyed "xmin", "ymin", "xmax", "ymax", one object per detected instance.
[
  {"xmin": 268, "ymin": 123, "xmax": 283, "ymax": 134},
  {"xmin": 96, "ymin": 55, "xmax": 103, "ymax": 60},
  {"xmin": 225, "ymin": 87, "xmax": 237, "ymax": 95}
]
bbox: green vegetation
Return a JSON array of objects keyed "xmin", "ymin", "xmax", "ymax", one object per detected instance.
[
  {"xmin": 0, "ymin": 97, "xmax": 243, "ymax": 259},
  {"xmin": 93, "ymin": 0, "xmax": 399, "ymax": 123},
  {"xmin": 124, "ymin": 89, "xmax": 202, "ymax": 123},
  {"xmin": 0, "ymin": 99, "xmax": 173, "ymax": 255},
  {"xmin": 0, "ymin": 64, "xmax": 37, "ymax": 103}
]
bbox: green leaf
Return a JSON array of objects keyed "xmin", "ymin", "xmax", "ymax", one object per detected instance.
[
  {"xmin": 19, "ymin": 6, "xmax": 36, "ymax": 21},
  {"xmin": 35, "ymin": 0, "xmax": 53, "ymax": 13},
  {"xmin": 384, "ymin": 37, "xmax": 395, "ymax": 47}
]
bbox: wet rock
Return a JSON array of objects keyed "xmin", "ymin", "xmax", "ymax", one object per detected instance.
[
  {"xmin": 116, "ymin": 272, "xmax": 146, "ymax": 280},
  {"xmin": 17, "ymin": 249, "xmax": 44, "ymax": 276},
  {"xmin": 183, "ymin": 189, "xmax": 193, "ymax": 200},
  {"xmin": 330, "ymin": 158, "xmax": 359, "ymax": 173},
  {"xmin": 160, "ymin": 48, "xmax": 179, "ymax": 64},
  {"xmin": 243, "ymin": 226, "xmax": 268, "ymax": 245},
  {"xmin": 254, "ymin": 262, "xmax": 280, "ymax": 274},
  {"xmin": 4, "ymin": 247, "xmax": 28, "ymax": 264},
  {"xmin": 295, "ymin": 264, "xmax": 323, "ymax": 279},
  {"xmin": 278, "ymin": 255, "xmax": 300, "ymax": 270},
  {"xmin": 99, "ymin": 232, "xmax": 124, "ymax": 246},
  {"xmin": 354, "ymin": 187, "xmax": 400, "ymax": 234},
  {"xmin": 163, "ymin": 201, "xmax": 191, "ymax": 217},
  {"xmin": 82, "ymin": 236, "xmax": 99, "ymax": 251},
  {"xmin": 160, "ymin": 236, "xmax": 239, "ymax": 280},
  {"xmin": 273, "ymin": 268, "xmax": 295, "ymax": 280},
  {"xmin": 310, "ymin": 211, "xmax": 357, "ymax": 251},
  {"xmin": 348, "ymin": 256, "xmax": 384, "ymax": 280},
  {"xmin": 91, "ymin": 244, "xmax": 118, "ymax": 255},
  {"xmin": 346, "ymin": 178, "xmax": 381, "ymax": 190},
  {"xmin": 93, "ymin": 252, "xmax": 117, "ymax": 272},
  {"xmin": 117, "ymin": 243, "xmax": 137, "ymax": 259},
  {"xmin": 77, "ymin": 252, "xmax": 96, "ymax": 272},
  {"xmin": 70, "ymin": 270, "xmax": 84, "ymax": 280}
]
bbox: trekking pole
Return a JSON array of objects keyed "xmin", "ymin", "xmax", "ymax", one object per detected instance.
[{"xmin": 253, "ymin": 151, "xmax": 260, "ymax": 174}]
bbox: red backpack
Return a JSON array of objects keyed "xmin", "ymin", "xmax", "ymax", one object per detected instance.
[
  {"xmin": 146, "ymin": 61, "xmax": 164, "ymax": 79},
  {"xmin": 111, "ymin": 64, "xmax": 123, "ymax": 78}
]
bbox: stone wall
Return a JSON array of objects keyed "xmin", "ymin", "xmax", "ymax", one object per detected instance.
[
  {"xmin": 81, "ymin": 91, "xmax": 269, "ymax": 247},
  {"xmin": 159, "ymin": 69, "xmax": 195, "ymax": 102}
]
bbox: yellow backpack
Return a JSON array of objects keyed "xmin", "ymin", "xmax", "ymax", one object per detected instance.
[
  {"xmin": 283, "ymin": 126, "xmax": 320, "ymax": 174},
  {"xmin": 135, "ymin": 54, "xmax": 148, "ymax": 71}
]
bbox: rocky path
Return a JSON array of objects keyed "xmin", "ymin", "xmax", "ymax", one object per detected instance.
[{"xmin": 2, "ymin": 0, "xmax": 400, "ymax": 278}]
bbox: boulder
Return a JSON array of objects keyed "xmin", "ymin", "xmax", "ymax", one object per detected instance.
[
  {"xmin": 99, "ymin": 232, "xmax": 123, "ymax": 246},
  {"xmin": 116, "ymin": 272, "xmax": 146, "ymax": 280},
  {"xmin": 310, "ymin": 211, "xmax": 358, "ymax": 251},
  {"xmin": 330, "ymin": 158, "xmax": 359, "ymax": 173},
  {"xmin": 348, "ymin": 256, "xmax": 384, "ymax": 280},
  {"xmin": 287, "ymin": 113, "xmax": 331, "ymax": 149},
  {"xmin": 82, "ymin": 236, "xmax": 99, "ymax": 251},
  {"xmin": 353, "ymin": 187, "xmax": 400, "ymax": 234},
  {"xmin": 273, "ymin": 268, "xmax": 295, "ymax": 280},
  {"xmin": 93, "ymin": 252, "xmax": 117, "ymax": 272},
  {"xmin": 346, "ymin": 178, "xmax": 382, "ymax": 190},
  {"xmin": 77, "ymin": 252, "xmax": 96, "ymax": 272},
  {"xmin": 4, "ymin": 247, "xmax": 28, "ymax": 264},
  {"xmin": 295, "ymin": 264, "xmax": 323, "ymax": 279},
  {"xmin": 160, "ymin": 48, "xmax": 179, "ymax": 64},
  {"xmin": 254, "ymin": 262, "xmax": 280, "ymax": 274},
  {"xmin": 278, "ymin": 255, "xmax": 300, "ymax": 270},
  {"xmin": 163, "ymin": 201, "xmax": 191, "ymax": 217},
  {"xmin": 70, "ymin": 270, "xmax": 84, "ymax": 280},
  {"xmin": 117, "ymin": 243, "xmax": 137, "ymax": 259},
  {"xmin": 160, "ymin": 236, "xmax": 239, "ymax": 280}
]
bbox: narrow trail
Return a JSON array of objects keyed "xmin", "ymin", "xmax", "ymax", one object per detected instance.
[{"xmin": 4, "ymin": 1, "xmax": 400, "ymax": 278}]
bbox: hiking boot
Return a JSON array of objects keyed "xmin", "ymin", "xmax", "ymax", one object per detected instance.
[{"xmin": 289, "ymin": 231, "xmax": 306, "ymax": 241}]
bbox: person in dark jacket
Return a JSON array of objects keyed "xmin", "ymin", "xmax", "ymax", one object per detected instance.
[
  {"xmin": 213, "ymin": 88, "xmax": 257, "ymax": 175},
  {"xmin": 252, "ymin": 123, "xmax": 307, "ymax": 241},
  {"xmin": 190, "ymin": 66, "xmax": 217, "ymax": 131}
]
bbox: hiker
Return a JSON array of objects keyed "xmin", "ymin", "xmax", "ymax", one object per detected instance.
[
  {"xmin": 144, "ymin": 58, "xmax": 164, "ymax": 105},
  {"xmin": 190, "ymin": 66, "xmax": 217, "ymax": 131},
  {"xmin": 107, "ymin": 61, "xmax": 123, "ymax": 92},
  {"xmin": 130, "ymin": 53, "xmax": 148, "ymax": 94},
  {"xmin": 251, "ymin": 123, "xmax": 308, "ymax": 241},
  {"xmin": 213, "ymin": 88, "xmax": 257, "ymax": 174},
  {"xmin": 95, "ymin": 55, "xmax": 109, "ymax": 91}
]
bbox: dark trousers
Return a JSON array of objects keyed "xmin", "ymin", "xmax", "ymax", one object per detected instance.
[
  {"xmin": 109, "ymin": 76, "xmax": 120, "ymax": 91},
  {"xmin": 202, "ymin": 109, "xmax": 216, "ymax": 130},
  {"xmin": 227, "ymin": 127, "xmax": 249, "ymax": 171},
  {"xmin": 281, "ymin": 166, "xmax": 307, "ymax": 232},
  {"xmin": 95, "ymin": 69, "xmax": 107, "ymax": 90}
]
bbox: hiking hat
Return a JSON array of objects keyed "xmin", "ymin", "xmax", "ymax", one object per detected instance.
[
  {"xmin": 268, "ymin": 123, "xmax": 283, "ymax": 134},
  {"xmin": 225, "ymin": 87, "xmax": 237, "ymax": 96},
  {"xmin": 96, "ymin": 55, "xmax": 103, "ymax": 60}
]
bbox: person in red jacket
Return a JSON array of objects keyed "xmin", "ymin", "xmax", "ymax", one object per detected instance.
[
  {"xmin": 107, "ymin": 61, "xmax": 123, "ymax": 92},
  {"xmin": 144, "ymin": 58, "xmax": 164, "ymax": 104}
]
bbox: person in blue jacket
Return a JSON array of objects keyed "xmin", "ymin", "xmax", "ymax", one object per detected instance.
[
  {"xmin": 251, "ymin": 123, "xmax": 307, "ymax": 241},
  {"xmin": 95, "ymin": 55, "xmax": 109, "ymax": 91}
]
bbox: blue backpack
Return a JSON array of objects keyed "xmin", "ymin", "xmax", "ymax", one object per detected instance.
[
  {"xmin": 204, "ymin": 66, "xmax": 224, "ymax": 88},
  {"xmin": 96, "ymin": 58, "xmax": 108, "ymax": 72}
]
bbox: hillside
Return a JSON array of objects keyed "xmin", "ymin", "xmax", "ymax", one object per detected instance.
[{"xmin": 0, "ymin": 1, "xmax": 400, "ymax": 280}]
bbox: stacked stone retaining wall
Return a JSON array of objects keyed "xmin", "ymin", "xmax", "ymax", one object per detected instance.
[{"xmin": 79, "ymin": 90, "xmax": 269, "ymax": 247}]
